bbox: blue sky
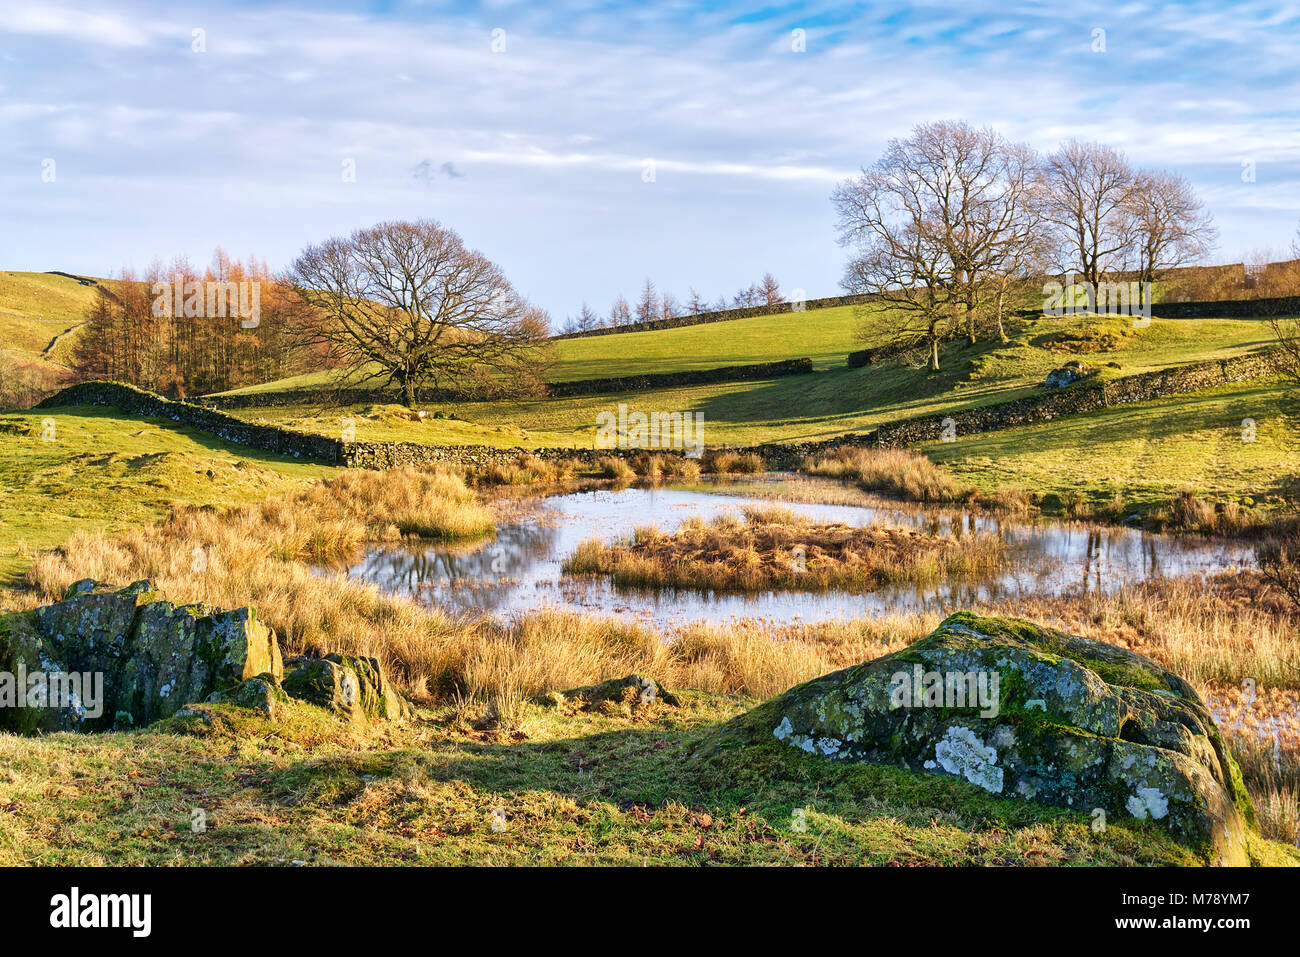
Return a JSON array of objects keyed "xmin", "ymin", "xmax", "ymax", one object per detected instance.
[{"xmin": 1, "ymin": 0, "xmax": 1298, "ymax": 322}]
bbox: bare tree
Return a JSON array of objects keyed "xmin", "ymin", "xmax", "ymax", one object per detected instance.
[
  {"xmin": 759, "ymin": 273, "xmax": 784, "ymax": 305},
  {"xmin": 1043, "ymin": 140, "xmax": 1137, "ymax": 285},
  {"xmin": 833, "ymin": 121, "xmax": 1039, "ymax": 369},
  {"xmin": 660, "ymin": 292, "xmax": 680, "ymax": 320},
  {"xmin": 635, "ymin": 279, "xmax": 659, "ymax": 323},
  {"xmin": 576, "ymin": 301, "xmax": 601, "ymax": 331},
  {"xmin": 732, "ymin": 283, "xmax": 763, "ymax": 308},
  {"xmin": 686, "ymin": 288, "xmax": 708, "ymax": 314},
  {"xmin": 287, "ymin": 219, "xmax": 550, "ymax": 408},
  {"xmin": 1126, "ymin": 171, "xmax": 1217, "ymax": 284},
  {"xmin": 609, "ymin": 295, "xmax": 632, "ymax": 327}
]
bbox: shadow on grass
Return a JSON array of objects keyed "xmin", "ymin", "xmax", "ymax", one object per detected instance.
[{"xmin": 259, "ymin": 719, "xmax": 1196, "ymax": 865}]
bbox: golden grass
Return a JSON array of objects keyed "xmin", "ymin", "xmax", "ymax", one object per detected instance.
[
  {"xmin": 467, "ymin": 453, "xmax": 580, "ymax": 487},
  {"xmin": 806, "ymin": 446, "xmax": 980, "ymax": 504},
  {"xmin": 629, "ymin": 451, "xmax": 702, "ymax": 482},
  {"xmin": 598, "ymin": 456, "xmax": 636, "ymax": 482},
  {"xmin": 703, "ymin": 450, "xmax": 766, "ymax": 475},
  {"xmin": 563, "ymin": 505, "xmax": 1007, "ymax": 593}
]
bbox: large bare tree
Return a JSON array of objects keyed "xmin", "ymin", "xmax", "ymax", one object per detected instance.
[
  {"xmin": 287, "ymin": 219, "xmax": 550, "ymax": 408},
  {"xmin": 833, "ymin": 121, "xmax": 1041, "ymax": 369},
  {"xmin": 1043, "ymin": 140, "xmax": 1137, "ymax": 285}
]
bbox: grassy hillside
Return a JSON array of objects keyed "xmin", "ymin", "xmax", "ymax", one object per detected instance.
[
  {"xmin": 238, "ymin": 315, "xmax": 1277, "ymax": 445},
  {"xmin": 0, "ymin": 407, "xmax": 331, "ymax": 583},
  {"xmin": 926, "ymin": 377, "xmax": 1300, "ymax": 513},
  {"xmin": 219, "ymin": 303, "xmax": 1273, "ymax": 397},
  {"xmin": 0, "ymin": 270, "xmax": 104, "ymax": 365},
  {"xmin": 216, "ymin": 303, "xmax": 867, "ymax": 395}
]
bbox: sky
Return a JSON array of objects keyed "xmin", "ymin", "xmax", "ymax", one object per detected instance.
[{"xmin": 1, "ymin": 0, "xmax": 1298, "ymax": 323}]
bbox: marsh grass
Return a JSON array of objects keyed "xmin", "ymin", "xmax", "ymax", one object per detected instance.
[
  {"xmin": 18, "ymin": 461, "xmax": 1300, "ymax": 842},
  {"xmin": 598, "ymin": 456, "xmax": 636, "ymax": 482},
  {"xmin": 468, "ymin": 454, "xmax": 581, "ymax": 487},
  {"xmin": 628, "ymin": 451, "xmax": 703, "ymax": 482},
  {"xmin": 806, "ymin": 446, "xmax": 982, "ymax": 505},
  {"xmin": 563, "ymin": 505, "xmax": 1006, "ymax": 593},
  {"xmin": 701, "ymin": 450, "xmax": 766, "ymax": 474}
]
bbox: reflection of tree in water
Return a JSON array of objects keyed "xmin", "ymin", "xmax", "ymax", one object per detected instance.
[
  {"xmin": 330, "ymin": 489, "xmax": 1249, "ymax": 628},
  {"xmin": 348, "ymin": 521, "xmax": 560, "ymax": 613}
]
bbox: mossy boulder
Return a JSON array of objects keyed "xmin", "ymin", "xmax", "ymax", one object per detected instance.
[
  {"xmin": 281, "ymin": 654, "xmax": 411, "ymax": 725},
  {"xmin": 207, "ymin": 673, "xmax": 291, "ymax": 719},
  {"xmin": 0, "ymin": 579, "xmax": 282, "ymax": 732},
  {"xmin": 699, "ymin": 611, "xmax": 1254, "ymax": 865},
  {"xmin": 535, "ymin": 674, "xmax": 680, "ymax": 713}
]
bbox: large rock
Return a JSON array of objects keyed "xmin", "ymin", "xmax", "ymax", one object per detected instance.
[
  {"xmin": 1043, "ymin": 360, "xmax": 1095, "ymax": 390},
  {"xmin": 535, "ymin": 674, "xmax": 680, "ymax": 712},
  {"xmin": 700, "ymin": 611, "xmax": 1255, "ymax": 865},
  {"xmin": 0, "ymin": 579, "xmax": 282, "ymax": 732},
  {"xmin": 281, "ymin": 653, "xmax": 411, "ymax": 725}
]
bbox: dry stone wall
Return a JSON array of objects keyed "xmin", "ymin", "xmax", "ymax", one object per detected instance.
[{"xmin": 36, "ymin": 348, "xmax": 1280, "ymax": 472}]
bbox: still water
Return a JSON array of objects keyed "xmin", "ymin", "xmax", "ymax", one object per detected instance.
[{"xmin": 328, "ymin": 482, "xmax": 1254, "ymax": 629}]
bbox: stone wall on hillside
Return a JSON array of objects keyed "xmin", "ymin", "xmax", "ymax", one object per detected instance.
[
  {"xmin": 872, "ymin": 350, "xmax": 1278, "ymax": 446},
  {"xmin": 35, "ymin": 380, "xmax": 345, "ymax": 462},
  {"xmin": 199, "ymin": 358, "xmax": 814, "ymax": 411},
  {"xmin": 35, "ymin": 347, "xmax": 1280, "ymax": 472}
]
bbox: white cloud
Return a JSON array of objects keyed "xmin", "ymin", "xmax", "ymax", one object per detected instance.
[{"xmin": 0, "ymin": 0, "xmax": 1297, "ymax": 315}]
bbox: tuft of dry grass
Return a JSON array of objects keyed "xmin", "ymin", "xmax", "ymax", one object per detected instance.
[
  {"xmin": 598, "ymin": 456, "xmax": 636, "ymax": 482},
  {"xmin": 293, "ymin": 467, "xmax": 495, "ymax": 541},
  {"xmin": 466, "ymin": 453, "xmax": 579, "ymax": 488},
  {"xmin": 1145, "ymin": 490, "xmax": 1258, "ymax": 536},
  {"xmin": 805, "ymin": 446, "xmax": 1038, "ymax": 514},
  {"xmin": 563, "ymin": 505, "xmax": 1006, "ymax": 593},
  {"xmin": 806, "ymin": 446, "xmax": 976, "ymax": 504},
  {"xmin": 628, "ymin": 451, "xmax": 703, "ymax": 482},
  {"xmin": 702, "ymin": 450, "xmax": 766, "ymax": 475}
]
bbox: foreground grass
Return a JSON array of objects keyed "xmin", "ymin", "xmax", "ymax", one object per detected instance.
[
  {"xmin": 7, "ymin": 691, "xmax": 1292, "ymax": 866},
  {"xmin": 5, "ymin": 454, "xmax": 1300, "ymax": 856},
  {"xmin": 564, "ymin": 506, "xmax": 1006, "ymax": 593}
]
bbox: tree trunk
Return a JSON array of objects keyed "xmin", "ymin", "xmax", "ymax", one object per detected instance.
[
  {"xmin": 400, "ymin": 375, "xmax": 415, "ymax": 409},
  {"xmin": 930, "ymin": 335, "xmax": 940, "ymax": 372}
]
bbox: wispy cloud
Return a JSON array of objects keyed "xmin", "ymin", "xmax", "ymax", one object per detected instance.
[{"xmin": 0, "ymin": 0, "xmax": 1297, "ymax": 318}]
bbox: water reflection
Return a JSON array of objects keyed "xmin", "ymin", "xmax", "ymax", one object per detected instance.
[{"xmin": 325, "ymin": 484, "xmax": 1254, "ymax": 629}]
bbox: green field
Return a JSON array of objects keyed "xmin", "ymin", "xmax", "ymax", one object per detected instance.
[
  {"xmin": 235, "ymin": 313, "xmax": 1279, "ymax": 448},
  {"xmin": 926, "ymin": 377, "xmax": 1300, "ymax": 512},
  {"xmin": 0, "ymin": 270, "xmax": 105, "ymax": 365},
  {"xmin": 0, "ymin": 407, "xmax": 330, "ymax": 583}
]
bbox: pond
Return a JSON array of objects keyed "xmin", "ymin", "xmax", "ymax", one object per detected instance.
[{"xmin": 325, "ymin": 479, "xmax": 1256, "ymax": 629}]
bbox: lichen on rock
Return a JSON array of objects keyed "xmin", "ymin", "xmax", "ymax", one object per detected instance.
[
  {"xmin": 0, "ymin": 580, "xmax": 409, "ymax": 732},
  {"xmin": 699, "ymin": 611, "xmax": 1256, "ymax": 865}
]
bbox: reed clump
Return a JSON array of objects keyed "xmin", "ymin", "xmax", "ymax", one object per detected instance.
[{"xmin": 563, "ymin": 505, "xmax": 1006, "ymax": 593}]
